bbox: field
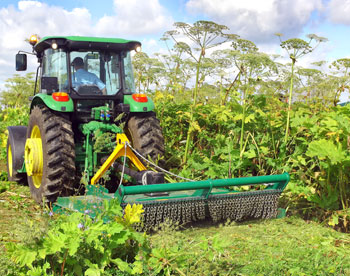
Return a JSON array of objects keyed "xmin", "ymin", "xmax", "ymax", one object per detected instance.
[
  {"xmin": 1, "ymin": 21, "xmax": 350, "ymax": 275},
  {"xmin": 1, "ymin": 179, "xmax": 350, "ymax": 275}
]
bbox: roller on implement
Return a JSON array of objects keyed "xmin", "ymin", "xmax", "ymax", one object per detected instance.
[{"xmin": 7, "ymin": 34, "xmax": 289, "ymax": 228}]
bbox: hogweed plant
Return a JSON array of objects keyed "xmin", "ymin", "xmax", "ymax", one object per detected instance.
[
  {"xmin": 276, "ymin": 33, "xmax": 328, "ymax": 145},
  {"xmin": 164, "ymin": 20, "xmax": 237, "ymax": 164}
]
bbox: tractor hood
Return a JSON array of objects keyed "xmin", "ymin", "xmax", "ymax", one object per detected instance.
[{"xmin": 34, "ymin": 36, "xmax": 141, "ymax": 54}]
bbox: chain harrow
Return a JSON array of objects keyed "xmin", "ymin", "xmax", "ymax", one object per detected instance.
[
  {"xmin": 142, "ymin": 199, "xmax": 206, "ymax": 229},
  {"xmin": 123, "ymin": 199, "xmax": 205, "ymax": 230},
  {"xmin": 208, "ymin": 190, "xmax": 282, "ymax": 222},
  {"xmin": 123, "ymin": 189, "xmax": 282, "ymax": 230}
]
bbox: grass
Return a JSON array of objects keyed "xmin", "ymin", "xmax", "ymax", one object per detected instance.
[
  {"xmin": 0, "ymin": 178, "xmax": 350, "ymax": 275},
  {"xmin": 150, "ymin": 218, "xmax": 350, "ymax": 275},
  {"xmin": 0, "ymin": 181, "xmax": 46, "ymax": 275},
  {"xmin": 0, "ymin": 182, "xmax": 42, "ymax": 243}
]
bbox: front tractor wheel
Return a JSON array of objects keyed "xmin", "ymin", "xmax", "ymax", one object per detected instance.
[
  {"xmin": 127, "ymin": 112, "xmax": 165, "ymax": 167},
  {"xmin": 25, "ymin": 106, "xmax": 76, "ymax": 203}
]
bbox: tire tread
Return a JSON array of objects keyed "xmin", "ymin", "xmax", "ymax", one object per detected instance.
[
  {"xmin": 27, "ymin": 106, "xmax": 76, "ymax": 203},
  {"xmin": 127, "ymin": 112, "xmax": 165, "ymax": 167}
]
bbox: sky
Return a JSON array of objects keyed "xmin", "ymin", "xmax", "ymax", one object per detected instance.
[{"xmin": 1, "ymin": 0, "xmax": 350, "ymax": 101}]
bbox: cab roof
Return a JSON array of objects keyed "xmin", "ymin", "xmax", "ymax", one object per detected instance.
[{"xmin": 34, "ymin": 36, "xmax": 141, "ymax": 53}]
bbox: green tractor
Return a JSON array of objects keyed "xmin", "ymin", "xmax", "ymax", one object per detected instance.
[
  {"xmin": 7, "ymin": 35, "xmax": 290, "ymax": 227},
  {"xmin": 7, "ymin": 35, "xmax": 164, "ymax": 203}
]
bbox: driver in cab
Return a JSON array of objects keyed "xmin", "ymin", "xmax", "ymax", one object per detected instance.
[{"xmin": 71, "ymin": 57, "xmax": 106, "ymax": 95}]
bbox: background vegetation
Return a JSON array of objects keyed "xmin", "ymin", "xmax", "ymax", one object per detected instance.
[
  {"xmin": 131, "ymin": 21, "xmax": 350, "ymax": 231},
  {"xmin": 1, "ymin": 21, "xmax": 350, "ymax": 275}
]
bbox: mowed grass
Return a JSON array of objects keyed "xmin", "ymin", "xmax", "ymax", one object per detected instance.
[
  {"xmin": 0, "ymin": 179, "xmax": 350, "ymax": 276},
  {"xmin": 149, "ymin": 216, "xmax": 350, "ymax": 275},
  {"xmin": 0, "ymin": 181, "xmax": 46, "ymax": 275}
]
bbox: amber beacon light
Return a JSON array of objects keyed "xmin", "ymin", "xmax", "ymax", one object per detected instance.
[{"xmin": 29, "ymin": 35, "xmax": 38, "ymax": 46}]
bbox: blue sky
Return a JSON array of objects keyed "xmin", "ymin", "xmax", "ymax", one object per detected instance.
[{"xmin": 0, "ymin": 0, "xmax": 350, "ymax": 100}]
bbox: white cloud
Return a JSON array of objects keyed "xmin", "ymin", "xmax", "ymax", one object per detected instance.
[
  {"xmin": 18, "ymin": 0, "xmax": 42, "ymax": 10},
  {"xmin": 0, "ymin": 0, "xmax": 172, "ymax": 91},
  {"xmin": 327, "ymin": 0, "xmax": 350, "ymax": 25},
  {"xmin": 0, "ymin": 3, "xmax": 93, "ymax": 50},
  {"xmin": 94, "ymin": 0, "xmax": 173, "ymax": 37},
  {"xmin": 186, "ymin": 0, "xmax": 323, "ymax": 42},
  {"xmin": 0, "ymin": 1, "xmax": 96, "ymax": 90}
]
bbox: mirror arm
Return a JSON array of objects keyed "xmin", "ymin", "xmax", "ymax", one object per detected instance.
[{"xmin": 17, "ymin": 50, "xmax": 36, "ymax": 56}]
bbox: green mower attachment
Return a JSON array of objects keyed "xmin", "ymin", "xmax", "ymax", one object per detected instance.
[{"xmin": 54, "ymin": 173, "xmax": 289, "ymax": 229}]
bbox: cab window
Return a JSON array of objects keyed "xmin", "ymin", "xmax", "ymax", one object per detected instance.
[{"xmin": 41, "ymin": 49, "xmax": 68, "ymax": 92}]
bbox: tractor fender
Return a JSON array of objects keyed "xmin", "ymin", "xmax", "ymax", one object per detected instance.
[
  {"xmin": 123, "ymin": 94, "xmax": 155, "ymax": 112},
  {"xmin": 30, "ymin": 94, "xmax": 74, "ymax": 112},
  {"xmin": 7, "ymin": 126, "xmax": 27, "ymax": 173}
]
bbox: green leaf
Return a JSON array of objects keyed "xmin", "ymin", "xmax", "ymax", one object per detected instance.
[
  {"xmin": 306, "ymin": 139, "xmax": 345, "ymax": 164},
  {"xmin": 260, "ymin": 146, "xmax": 269, "ymax": 155},
  {"xmin": 107, "ymin": 223, "xmax": 124, "ymax": 235},
  {"xmin": 113, "ymin": 231, "xmax": 130, "ymax": 245},
  {"xmin": 245, "ymin": 114, "xmax": 255, "ymax": 123},
  {"xmin": 74, "ymin": 264, "xmax": 83, "ymax": 276},
  {"xmin": 26, "ymin": 264, "xmax": 50, "ymax": 276},
  {"xmin": 85, "ymin": 267, "xmax": 101, "ymax": 276},
  {"xmin": 67, "ymin": 237, "xmax": 80, "ymax": 256},
  {"xmin": 37, "ymin": 248, "xmax": 47, "ymax": 260},
  {"xmin": 297, "ymin": 156, "xmax": 307, "ymax": 166},
  {"xmin": 16, "ymin": 247, "xmax": 37, "ymax": 267},
  {"xmin": 111, "ymin": 258, "xmax": 132, "ymax": 273},
  {"xmin": 233, "ymin": 114, "xmax": 243, "ymax": 121},
  {"xmin": 43, "ymin": 232, "xmax": 66, "ymax": 254},
  {"xmin": 321, "ymin": 117, "xmax": 338, "ymax": 131},
  {"xmin": 131, "ymin": 260, "xmax": 144, "ymax": 275},
  {"xmin": 244, "ymin": 149, "xmax": 256, "ymax": 159}
]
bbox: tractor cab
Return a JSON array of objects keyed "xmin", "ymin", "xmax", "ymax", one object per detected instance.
[
  {"xmin": 15, "ymin": 35, "xmax": 151, "ymax": 121},
  {"xmin": 17, "ymin": 35, "xmax": 141, "ymax": 98}
]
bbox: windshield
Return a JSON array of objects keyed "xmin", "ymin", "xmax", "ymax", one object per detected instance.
[
  {"xmin": 69, "ymin": 51, "xmax": 136, "ymax": 95},
  {"xmin": 41, "ymin": 49, "xmax": 136, "ymax": 95}
]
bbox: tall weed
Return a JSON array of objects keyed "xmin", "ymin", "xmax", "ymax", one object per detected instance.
[{"xmin": 155, "ymin": 93, "xmax": 350, "ymax": 230}]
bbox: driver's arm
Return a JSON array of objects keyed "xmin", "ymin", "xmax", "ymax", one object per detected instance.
[{"xmin": 93, "ymin": 75, "xmax": 107, "ymax": 94}]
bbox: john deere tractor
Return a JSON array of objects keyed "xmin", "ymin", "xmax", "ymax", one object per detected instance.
[
  {"xmin": 7, "ymin": 35, "xmax": 289, "ymax": 227},
  {"xmin": 7, "ymin": 35, "xmax": 164, "ymax": 203}
]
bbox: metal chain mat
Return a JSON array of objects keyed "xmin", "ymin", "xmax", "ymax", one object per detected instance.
[
  {"xmin": 208, "ymin": 190, "xmax": 282, "ymax": 222},
  {"xmin": 123, "ymin": 190, "xmax": 281, "ymax": 230}
]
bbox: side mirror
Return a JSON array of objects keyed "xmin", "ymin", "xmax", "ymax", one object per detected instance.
[{"xmin": 16, "ymin": 54, "xmax": 27, "ymax": 71}]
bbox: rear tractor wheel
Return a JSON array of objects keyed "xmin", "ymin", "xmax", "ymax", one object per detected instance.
[
  {"xmin": 6, "ymin": 126, "xmax": 27, "ymax": 184},
  {"xmin": 127, "ymin": 112, "xmax": 165, "ymax": 167},
  {"xmin": 25, "ymin": 106, "xmax": 76, "ymax": 203}
]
